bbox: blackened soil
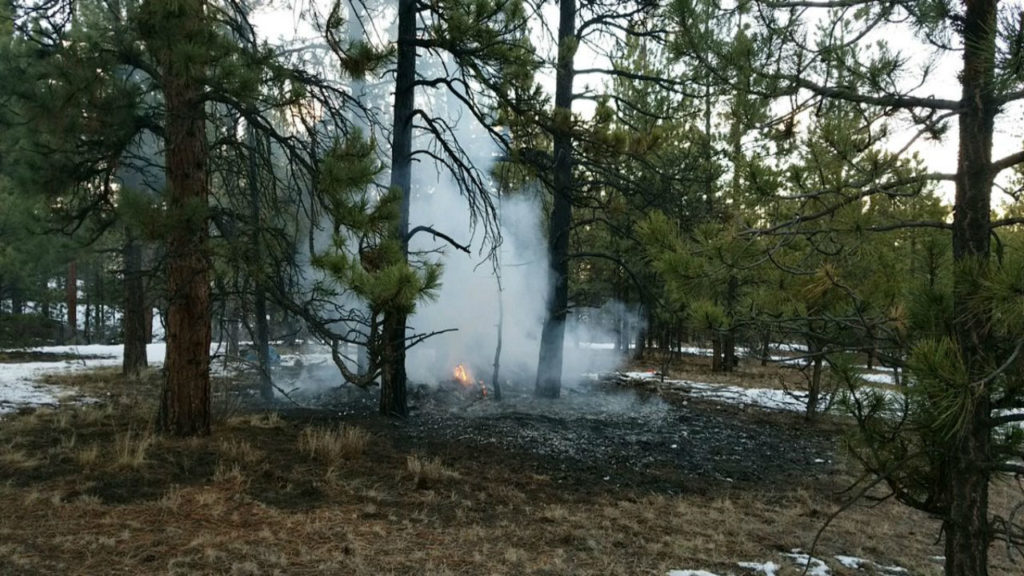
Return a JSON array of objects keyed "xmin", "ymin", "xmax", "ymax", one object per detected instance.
[{"xmin": 288, "ymin": 380, "xmax": 839, "ymax": 496}]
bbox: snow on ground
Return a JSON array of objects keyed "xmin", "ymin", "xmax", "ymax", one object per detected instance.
[
  {"xmin": 859, "ymin": 371, "xmax": 897, "ymax": 385},
  {"xmin": 0, "ymin": 344, "xmax": 167, "ymax": 415},
  {"xmin": 613, "ymin": 371, "xmax": 812, "ymax": 413},
  {"xmin": 669, "ymin": 550, "xmax": 909, "ymax": 576},
  {"xmin": 671, "ymin": 380, "xmax": 810, "ymax": 412},
  {"xmin": 736, "ymin": 561, "xmax": 780, "ymax": 576}
]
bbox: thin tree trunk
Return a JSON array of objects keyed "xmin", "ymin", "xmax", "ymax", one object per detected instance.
[
  {"xmin": 84, "ymin": 292, "xmax": 92, "ymax": 344},
  {"xmin": 153, "ymin": 0, "xmax": 212, "ymax": 436},
  {"xmin": 379, "ymin": 0, "xmax": 415, "ymax": 417},
  {"xmin": 247, "ymin": 126, "xmax": 273, "ymax": 402},
  {"xmin": 491, "ymin": 270, "xmax": 504, "ymax": 401},
  {"xmin": 805, "ymin": 346, "xmax": 822, "ymax": 421},
  {"xmin": 760, "ymin": 329, "xmax": 770, "ymax": 367},
  {"xmin": 10, "ymin": 284, "xmax": 22, "ymax": 315},
  {"xmin": 633, "ymin": 306, "xmax": 647, "ymax": 361},
  {"xmin": 123, "ymin": 230, "xmax": 148, "ymax": 378},
  {"xmin": 535, "ymin": 0, "xmax": 575, "ymax": 399},
  {"xmin": 67, "ymin": 261, "xmax": 77, "ymax": 342},
  {"xmin": 723, "ymin": 275, "xmax": 738, "ymax": 372}
]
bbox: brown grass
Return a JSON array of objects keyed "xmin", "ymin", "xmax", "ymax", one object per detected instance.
[
  {"xmin": 298, "ymin": 424, "xmax": 370, "ymax": 464},
  {"xmin": 406, "ymin": 454, "xmax": 461, "ymax": 489},
  {"xmin": 0, "ymin": 367, "xmax": 1020, "ymax": 575}
]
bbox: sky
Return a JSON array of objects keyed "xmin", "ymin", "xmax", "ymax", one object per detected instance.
[{"xmin": 250, "ymin": 2, "xmax": 1024, "ymax": 210}]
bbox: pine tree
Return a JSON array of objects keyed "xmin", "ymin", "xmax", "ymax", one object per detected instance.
[{"xmin": 673, "ymin": 0, "xmax": 1024, "ymax": 572}]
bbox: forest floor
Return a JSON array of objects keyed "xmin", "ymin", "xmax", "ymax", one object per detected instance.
[{"xmin": 0, "ymin": 349, "xmax": 1021, "ymax": 575}]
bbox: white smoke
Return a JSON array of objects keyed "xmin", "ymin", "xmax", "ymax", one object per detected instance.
[{"xmin": 404, "ymin": 120, "xmax": 641, "ymax": 390}]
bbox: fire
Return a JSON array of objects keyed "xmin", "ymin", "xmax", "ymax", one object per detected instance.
[
  {"xmin": 453, "ymin": 363, "xmax": 488, "ymax": 398},
  {"xmin": 453, "ymin": 363, "xmax": 472, "ymax": 386}
]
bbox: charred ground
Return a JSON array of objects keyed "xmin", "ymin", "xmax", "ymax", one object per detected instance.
[{"xmin": 0, "ymin": 363, "xmax": 1017, "ymax": 575}]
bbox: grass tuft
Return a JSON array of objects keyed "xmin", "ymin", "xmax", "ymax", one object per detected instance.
[
  {"xmin": 299, "ymin": 425, "xmax": 369, "ymax": 464},
  {"xmin": 114, "ymin": 430, "xmax": 154, "ymax": 469},
  {"xmin": 75, "ymin": 443, "xmax": 101, "ymax": 467},
  {"xmin": 406, "ymin": 454, "xmax": 460, "ymax": 489},
  {"xmin": 217, "ymin": 438, "xmax": 264, "ymax": 465}
]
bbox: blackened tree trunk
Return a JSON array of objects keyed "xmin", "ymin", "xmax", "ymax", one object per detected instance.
[
  {"xmin": 123, "ymin": 229, "xmax": 148, "ymax": 378},
  {"xmin": 945, "ymin": 0, "xmax": 997, "ymax": 573},
  {"xmin": 535, "ymin": 0, "xmax": 575, "ymax": 399},
  {"xmin": 379, "ymin": 0, "xmax": 415, "ymax": 417},
  {"xmin": 152, "ymin": 0, "xmax": 212, "ymax": 436},
  {"xmin": 247, "ymin": 126, "xmax": 273, "ymax": 402}
]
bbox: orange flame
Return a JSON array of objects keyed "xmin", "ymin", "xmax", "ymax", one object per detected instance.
[{"xmin": 453, "ymin": 363, "xmax": 472, "ymax": 386}]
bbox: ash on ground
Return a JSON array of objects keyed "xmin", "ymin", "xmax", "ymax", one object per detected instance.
[{"xmin": 291, "ymin": 376, "xmax": 838, "ymax": 494}]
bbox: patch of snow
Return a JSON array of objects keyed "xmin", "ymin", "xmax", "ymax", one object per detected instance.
[
  {"xmin": 783, "ymin": 550, "xmax": 830, "ymax": 576},
  {"xmin": 667, "ymin": 571, "xmax": 722, "ymax": 576},
  {"xmin": 738, "ymin": 560, "xmax": 779, "ymax": 576},
  {"xmin": 621, "ymin": 371, "xmax": 660, "ymax": 380},
  {"xmin": 860, "ymin": 372, "xmax": 896, "ymax": 385},
  {"xmin": 668, "ymin": 379, "xmax": 809, "ymax": 413},
  {"xmin": 1, "ymin": 343, "xmax": 168, "ymax": 415},
  {"xmin": 834, "ymin": 555, "xmax": 864, "ymax": 569}
]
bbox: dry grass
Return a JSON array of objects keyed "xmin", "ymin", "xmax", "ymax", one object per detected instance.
[
  {"xmin": 113, "ymin": 429, "xmax": 155, "ymax": 469},
  {"xmin": 298, "ymin": 424, "xmax": 370, "ymax": 464},
  {"xmin": 406, "ymin": 454, "xmax": 461, "ymax": 489},
  {"xmin": 1, "ymin": 366, "xmax": 1021, "ymax": 575}
]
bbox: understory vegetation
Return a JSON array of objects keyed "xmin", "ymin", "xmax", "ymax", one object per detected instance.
[{"xmin": 0, "ymin": 367, "xmax": 1018, "ymax": 576}]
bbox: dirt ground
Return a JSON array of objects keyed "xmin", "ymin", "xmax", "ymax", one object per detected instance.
[{"xmin": 0, "ymin": 361, "xmax": 1020, "ymax": 575}]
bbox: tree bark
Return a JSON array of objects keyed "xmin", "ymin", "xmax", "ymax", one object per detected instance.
[
  {"xmin": 535, "ymin": 0, "xmax": 576, "ymax": 399},
  {"xmin": 123, "ymin": 230, "xmax": 148, "ymax": 378},
  {"xmin": 247, "ymin": 126, "xmax": 273, "ymax": 402},
  {"xmin": 633, "ymin": 306, "xmax": 647, "ymax": 361},
  {"xmin": 379, "ymin": 0, "xmax": 416, "ymax": 417},
  {"xmin": 944, "ymin": 0, "xmax": 998, "ymax": 573},
  {"xmin": 152, "ymin": 0, "xmax": 212, "ymax": 436},
  {"xmin": 66, "ymin": 260, "xmax": 77, "ymax": 342},
  {"xmin": 805, "ymin": 341, "xmax": 823, "ymax": 422},
  {"xmin": 711, "ymin": 335, "xmax": 723, "ymax": 372}
]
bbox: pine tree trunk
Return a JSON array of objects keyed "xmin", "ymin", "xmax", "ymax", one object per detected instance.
[
  {"xmin": 379, "ymin": 0, "xmax": 415, "ymax": 417},
  {"xmin": 944, "ymin": 0, "xmax": 997, "ymax": 573},
  {"xmin": 153, "ymin": 0, "xmax": 212, "ymax": 436},
  {"xmin": 67, "ymin": 261, "xmax": 77, "ymax": 342},
  {"xmin": 84, "ymin": 286, "xmax": 92, "ymax": 343},
  {"xmin": 711, "ymin": 335, "xmax": 723, "ymax": 372},
  {"xmin": 723, "ymin": 275, "xmax": 738, "ymax": 371},
  {"xmin": 634, "ymin": 307, "xmax": 647, "ymax": 361},
  {"xmin": 944, "ymin": 403, "xmax": 991, "ymax": 576},
  {"xmin": 123, "ymin": 230, "xmax": 148, "ymax": 378},
  {"xmin": 805, "ymin": 351, "xmax": 823, "ymax": 422},
  {"xmin": 247, "ymin": 126, "xmax": 273, "ymax": 402},
  {"xmin": 10, "ymin": 284, "xmax": 22, "ymax": 315},
  {"xmin": 535, "ymin": 0, "xmax": 575, "ymax": 399}
]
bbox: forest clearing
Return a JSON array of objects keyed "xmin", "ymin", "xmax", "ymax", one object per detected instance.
[
  {"xmin": 3, "ymin": 0, "xmax": 1024, "ymax": 574},
  {"xmin": 0, "ymin": 345, "xmax": 1019, "ymax": 575}
]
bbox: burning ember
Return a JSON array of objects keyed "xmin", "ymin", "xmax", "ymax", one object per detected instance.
[{"xmin": 453, "ymin": 363, "xmax": 488, "ymax": 398}]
